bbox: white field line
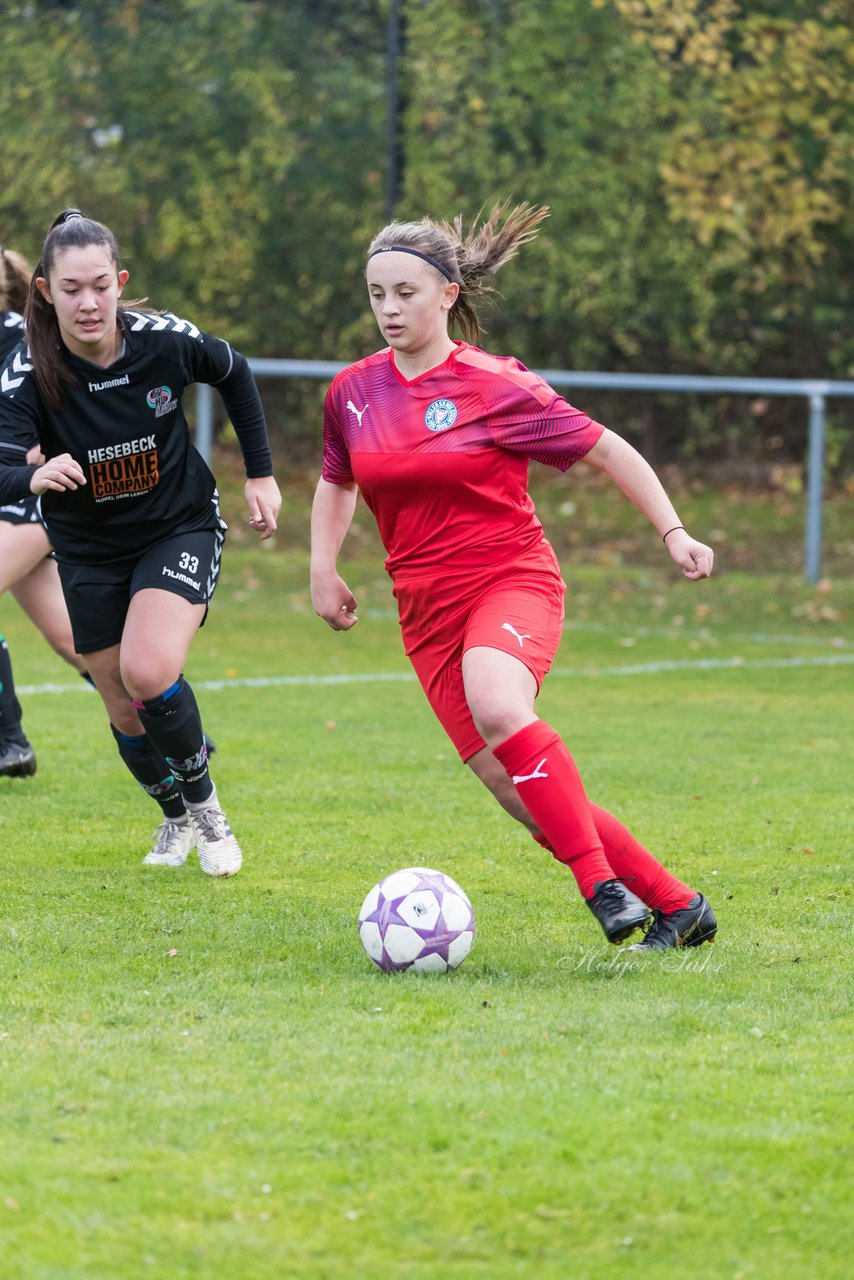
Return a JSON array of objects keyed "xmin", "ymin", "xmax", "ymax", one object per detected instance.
[
  {"xmin": 18, "ymin": 651, "xmax": 854, "ymax": 697},
  {"xmin": 562, "ymin": 620, "xmax": 854, "ymax": 649}
]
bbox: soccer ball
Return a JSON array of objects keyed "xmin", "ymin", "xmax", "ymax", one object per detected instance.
[{"xmin": 358, "ymin": 867, "xmax": 475, "ymax": 974}]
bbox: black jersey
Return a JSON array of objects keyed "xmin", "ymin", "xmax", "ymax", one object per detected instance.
[
  {"xmin": 0, "ymin": 311, "xmax": 24, "ymax": 363},
  {"xmin": 0, "ymin": 309, "xmax": 272, "ymax": 563}
]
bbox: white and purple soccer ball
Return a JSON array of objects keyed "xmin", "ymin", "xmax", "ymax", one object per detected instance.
[{"xmin": 358, "ymin": 867, "xmax": 476, "ymax": 974}]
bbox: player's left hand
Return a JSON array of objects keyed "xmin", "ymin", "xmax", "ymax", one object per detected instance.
[
  {"xmin": 245, "ymin": 475, "xmax": 282, "ymax": 541},
  {"xmin": 665, "ymin": 529, "xmax": 714, "ymax": 579}
]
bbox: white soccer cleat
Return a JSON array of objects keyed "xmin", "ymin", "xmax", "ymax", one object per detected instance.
[
  {"xmin": 188, "ymin": 804, "xmax": 243, "ymax": 877},
  {"xmin": 142, "ymin": 817, "xmax": 195, "ymax": 867}
]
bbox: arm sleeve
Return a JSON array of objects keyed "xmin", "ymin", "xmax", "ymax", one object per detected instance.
[
  {"xmin": 167, "ymin": 320, "xmax": 273, "ymax": 478},
  {"xmin": 320, "ymin": 386, "xmax": 354, "ymax": 485},
  {"xmin": 0, "ymin": 358, "xmax": 42, "ymax": 502},
  {"xmin": 0, "ymin": 458, "xmax": 38, "ymax": 504},
  {"xmin": 212, "ymin": 350, "xmax": 273, "ymax": 478},
  {"xmin": 482, "ymin": 360, "xmax": 605, "ymax": 471}
]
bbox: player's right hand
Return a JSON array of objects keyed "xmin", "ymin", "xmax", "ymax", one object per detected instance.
[
  {"xmin": 30, "ymin": 453, "xmax": 87, "ymax": 494},
  {"xmin": 311, "ymin": 571, "xmax": 359, "ymax": 631}
]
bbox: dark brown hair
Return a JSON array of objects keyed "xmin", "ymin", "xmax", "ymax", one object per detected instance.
[
  {"xmin": 0, "ymin": 244, "xmax": 32, "ymax": 313},
  {"xmin": 24, "ymin": 208, "xmax": 146, "ymax": 410},
  {"xmin": 366, "ymin": 199, "xmax": 550, "ymax": 343}
]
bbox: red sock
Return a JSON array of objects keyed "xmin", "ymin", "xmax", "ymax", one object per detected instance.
[
  {"xmin": 493, "ymin": 720, "xmax": 613, "ymax": 899},
  {"xmin": 533, "ymin": 806, "xmax": 695, "ymax": 913},
  {"xmin": 589, "ymin": 804, "xmax": 696, "ymax": 913}
]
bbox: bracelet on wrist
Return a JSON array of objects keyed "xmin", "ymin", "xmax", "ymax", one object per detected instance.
[{"xmin": 662, "ymin": 525, "xmax": 685, "ymax": 543}]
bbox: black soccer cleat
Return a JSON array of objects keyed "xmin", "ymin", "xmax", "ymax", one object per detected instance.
[
  {"xmin": 625, "ymin": 892, "xmax": 717, "ymax": 952},
  {"xmin": 0, "ymin": 737, "xmax": 37, "ymax": 778},
  {"xmin": 586, "ymin": 878, "xmax": 652, "ymax": 944}
]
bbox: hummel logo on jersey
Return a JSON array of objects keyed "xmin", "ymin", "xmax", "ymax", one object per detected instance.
[
  {"xmin": 346, "ymin": 400, "xmax": 369, "ymax": 426},
  {"xmin": 512, "ymin": 758, "xmax": 549, "ymax": 784},
  {"xmin": 89, "ymin": 374, "xmax": 130, "ymax": 393},
  {"xmin": 0, "ymin": 350, "xmax": 32, "ymax": 396},
  {"xmin": 124, "ymin": 310, "xmax": 201, "ymax": 339},
  {"xmin": 502, "ymin": 622, "xmax": 532, "ymax": 648}
]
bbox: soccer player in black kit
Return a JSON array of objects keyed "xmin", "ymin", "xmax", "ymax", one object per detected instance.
[{"xmin": 0, "ymin": 210, "xmax": 282, "ymax": 876}]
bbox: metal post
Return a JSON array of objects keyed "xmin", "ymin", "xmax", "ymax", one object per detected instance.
[
  {"xmin": 385, "ymin": 0, "xmax": 402, "ymax": 221},
  {"xmin": 195, "ymin": 382, "xmax": 214, "ymax": 468},
  {"xmin": 804, "ymin": 393, "xmax": 825, "ymax": 583}
]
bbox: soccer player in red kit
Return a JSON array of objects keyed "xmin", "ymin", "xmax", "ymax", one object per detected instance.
[{"xmin": 311, "ymin": 201, "xmax": 717, "ymax": 951}]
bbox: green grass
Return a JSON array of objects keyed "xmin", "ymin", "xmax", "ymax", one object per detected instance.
[{"xmin": 1, "ymin": 474, "xmax": 852, "ymax": 1279}]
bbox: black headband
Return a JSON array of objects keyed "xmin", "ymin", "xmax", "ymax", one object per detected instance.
[{"xmin": 367, "ymin": 245, "xmax": 456, "ymax": 283}]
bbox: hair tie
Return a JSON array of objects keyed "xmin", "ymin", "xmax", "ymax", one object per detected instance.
[
  {"xmin": 60, "ymin": 209, "xmax": 85, "ymax": 223},
  {"xmin": 368, "ymin": 244, "xmax": 456, "ymax": 283}
]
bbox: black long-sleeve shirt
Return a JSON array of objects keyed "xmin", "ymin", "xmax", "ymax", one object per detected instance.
[{"xmin": 0, "ymin": 308, "xmax": 273, "ymax": 562}]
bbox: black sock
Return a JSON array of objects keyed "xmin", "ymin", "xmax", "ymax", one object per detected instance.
[
  {"xmin": 110, "ymin": 724, "xmax": 187, "ymax": 819},
  {"xmin": 0, "ymin": 634, "xmax": 27, "ymax": 746},
  {"xmin": 134, "ymin": 676, "xmax": 213, "ymax": 805}
]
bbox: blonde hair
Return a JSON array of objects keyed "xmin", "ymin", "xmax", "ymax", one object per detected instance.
[{"xmin": 367, "ymin": 199, "xmax": 550, "ymax": 343}]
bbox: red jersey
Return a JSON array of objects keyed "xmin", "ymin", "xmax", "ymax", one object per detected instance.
[{"xmin": 321, "ymin": 342, "xmax": 604, "ymax": 581}]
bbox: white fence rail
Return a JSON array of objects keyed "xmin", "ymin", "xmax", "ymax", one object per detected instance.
[{"xmin": 195, "ymin": 363, "xmax": 854, "ymax": 583}]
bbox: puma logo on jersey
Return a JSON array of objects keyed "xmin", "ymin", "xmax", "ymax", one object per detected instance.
[
  {"xmin": 502, "ymin": 622, "xmax": 532, "ymax": 648},
  {"xmin": 346, "ymin": 400, "xmax": 368, "ymax": 426},
  {"xmin": 512, "ymin": 758, "xmax": 549, "ymax": 784}
]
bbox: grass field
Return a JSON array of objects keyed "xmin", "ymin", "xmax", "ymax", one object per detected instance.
[{"xmin": 1, "ymin": 472, "xmax": 852, "ymax": 1279}]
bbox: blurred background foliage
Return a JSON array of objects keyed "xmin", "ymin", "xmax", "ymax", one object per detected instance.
[{"xmin": 1, "ymin": 0, "xmax": 851, "ymax": 471}]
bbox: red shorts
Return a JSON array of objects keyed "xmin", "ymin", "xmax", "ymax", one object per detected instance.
[{"xmin": 394, "ymin": 555, "xmax": 566, "ymax": 762}]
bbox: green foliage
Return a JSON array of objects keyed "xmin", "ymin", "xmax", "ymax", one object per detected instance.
[
  {"xmin": 613, "ymin": 0, "xmax": 854, "ymax": 377},
  {"xmin": 0, "ymin": 0, "xmax": 850, "ymax": 463}
]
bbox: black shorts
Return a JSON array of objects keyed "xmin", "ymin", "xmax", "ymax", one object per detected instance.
[
  {"xmin": 0, "ymin": 495, "xmax": 45, "ymax": 527},
  {"xmin": 57, "ymin": 526, "xmax": 226, "ymax": 654}
]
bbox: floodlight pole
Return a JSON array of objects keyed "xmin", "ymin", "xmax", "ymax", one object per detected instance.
[{"xmin": 385, "ymin": 0, "xmax": 403, "ymax": 220}]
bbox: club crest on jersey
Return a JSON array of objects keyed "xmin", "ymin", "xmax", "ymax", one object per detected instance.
[
  {"xmin": 146, "ymin": 385, "xmax": 177, "ymax": 417},
  {"xmin": 425, "ymin": 398, "xmax": 458, "ymax": 432}
]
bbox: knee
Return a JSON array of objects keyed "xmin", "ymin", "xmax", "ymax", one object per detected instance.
[
  {"xmin": 467, "ymin": 692, "xmax": 529, "ymax": 748},
  {"xmin": 120, "ymin": 659, "xmax": 180, "ymax": 703}
]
